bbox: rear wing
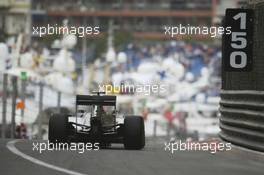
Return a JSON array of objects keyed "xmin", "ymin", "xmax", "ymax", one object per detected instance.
[{"xmin": 76, "ymin": 95, "xmax": 116, "ymax": 106}]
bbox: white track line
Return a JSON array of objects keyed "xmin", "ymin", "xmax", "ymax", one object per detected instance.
[{"xmin": 7, "ymin": 140, "xmax": 86, "ymax": 175}]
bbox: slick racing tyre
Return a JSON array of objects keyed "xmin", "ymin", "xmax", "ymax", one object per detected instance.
[
  {"xmin": 48, "ymin": 114, "xmax": 69, "ymax": 143},
  {"xmin": 124, "ymin": 116, "xmax": 145, "ymax": 150}
]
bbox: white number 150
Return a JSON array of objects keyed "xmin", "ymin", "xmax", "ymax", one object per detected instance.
[{"xmin": 230, "ymin": 12, "xmax": 247, "ymax": 69}]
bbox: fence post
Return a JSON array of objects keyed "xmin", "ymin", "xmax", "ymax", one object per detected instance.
[
  {"xmin": 166, "ymin": 122, "xmax": 171, "ymax": 137},
  {"xmin": 37, "ymin": 82, "xmax": 44, "ymax": 140},
  {"xmin": 153, "ymin": 120, "xmax": 157, "ymax": 137},
  {"xmin": 20, "ymin": 79, "xmax": 26, "ymax": 120},
  {"xmin": 11, "ymin": 76, "xmax": 18, "ymax": 138},
  {"xmin": 57, "ymin": 91, "xmax": 61, "ymax": 113},
  {"xmin": 1, "ymin": 74, "xmax": 8, "ymax": 138}
]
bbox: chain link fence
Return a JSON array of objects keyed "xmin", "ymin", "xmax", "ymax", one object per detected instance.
[{"xmin": 0, "ymin": 72, "xmax": 75, "ymax": 140}]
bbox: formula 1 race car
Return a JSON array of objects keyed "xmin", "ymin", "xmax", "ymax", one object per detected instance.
[{"xmin": 48, "ymin": 92, "xmax": 145, "ymax": 150}]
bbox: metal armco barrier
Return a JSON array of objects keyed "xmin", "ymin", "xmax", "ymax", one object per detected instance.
[
  {"xmin": 219, "ymin": 90, "xmax": 264, "ymax": 151},
  {"xmin": 220, "ymin": 1, "xmax": 264, "ymax": 152}
]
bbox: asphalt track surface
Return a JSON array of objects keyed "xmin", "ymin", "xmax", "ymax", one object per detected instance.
[{"xmin": 1, "ymin": 139, "xmax": 264, "ymax": 175}]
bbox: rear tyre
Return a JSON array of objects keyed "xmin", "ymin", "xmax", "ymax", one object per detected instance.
[
  {"xmin": 124, "ymin": 116, "xmax": 145, "ymax": 150},
  {"xmin": 48, "ymin": 114, "xmax": 69, "ymax": 143}
]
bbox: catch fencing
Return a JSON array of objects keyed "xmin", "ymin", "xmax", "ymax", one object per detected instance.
[{"xmin": 0, "ymin": 72, "xmax": 75, "ymax": 140}]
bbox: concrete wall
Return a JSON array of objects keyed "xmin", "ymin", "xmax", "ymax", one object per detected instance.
[
  {"xmin": 220, "ymin": 0, "xmax": 264, "ymax": 152},
  {"xmin": 222, "ymin": 1, "xmax": 264, "ymax": 90}
]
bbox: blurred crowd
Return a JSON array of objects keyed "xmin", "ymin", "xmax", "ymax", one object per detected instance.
[{"xmin": 116, "ymin": 41, "xmax": 221, "ymax": 79}]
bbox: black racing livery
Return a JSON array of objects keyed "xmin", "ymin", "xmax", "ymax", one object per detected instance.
[{"xmin": 48, "ymin": 92, "xmax": 145, "ymax": 150}]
